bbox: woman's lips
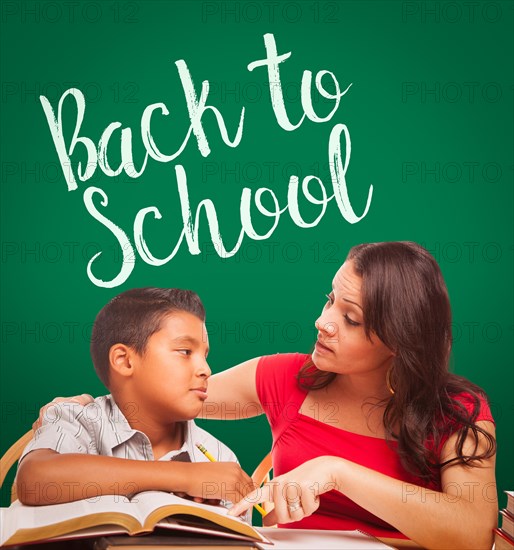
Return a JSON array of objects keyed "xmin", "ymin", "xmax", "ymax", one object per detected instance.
[{"xmin": 315, "ymin": 337, "xmax": 333, "ymax": 354}]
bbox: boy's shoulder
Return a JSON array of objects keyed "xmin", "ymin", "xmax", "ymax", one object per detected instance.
[
  {"xmin": 40, "ymin": 393, "xmax": 114, "ymax": 422},
  {"xmin": 22, "ymin": 395, "xmax": 239, "ymax": 465},
  {"xmin": 20, "ymin": 394, "xmax": 132, "ymax": 461},
  {"xmin": 87, "ymin": 394, "xmax": 122, "ymax": 420},
  {"xmin": 67, "ymin": 397, "xmax": 240, "ymax": 464},
  {"xmin": 80, "ymin": 394, "xmax": 138, "ymax": 430},
  {"xmin": 47, "ymin": 394, "xmax": 121, "ymax": 431}
]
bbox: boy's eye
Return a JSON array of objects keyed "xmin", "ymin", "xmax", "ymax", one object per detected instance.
[{"xmin": 177, "ymin": 349, "xmax": 192, "ymax": 356}]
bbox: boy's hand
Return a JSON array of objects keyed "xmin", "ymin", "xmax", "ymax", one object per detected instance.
[
  {"xmin": 33, "ymin": 394, "xmax": 94, "ymax": 431},
  {"xmin": 182, "ymin": 462, "xmax": 255, "ymax": 502}
]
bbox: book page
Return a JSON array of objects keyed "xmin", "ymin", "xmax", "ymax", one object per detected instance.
[
  {"xmin": 0, "ymin": 496, "xmax": 137, "ymax": 545},
  {"xmin": 134, "ymin": 492, "xmax": 266, "ymax": 542},
  {"xmin": 257, "ymin": 528, "xmax": 395, "ymax": 549},
  {"xmin": 135, "ymin": 492, "xmax": 234, "ymax": 524}
]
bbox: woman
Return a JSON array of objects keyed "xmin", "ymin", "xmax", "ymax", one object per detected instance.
[{"xmin": 38, "ymin": 242, "xmax": 497, "ymax": 548}]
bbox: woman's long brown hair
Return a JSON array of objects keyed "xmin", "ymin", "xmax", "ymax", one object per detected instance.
[{"xmin": 297, "ymin": 241, "xmax": 496, "ymax": 482}]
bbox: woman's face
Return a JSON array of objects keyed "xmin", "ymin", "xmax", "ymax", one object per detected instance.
[{"xmin": 312, "ymin": 260, "xmax": 394, "ymax": 377}]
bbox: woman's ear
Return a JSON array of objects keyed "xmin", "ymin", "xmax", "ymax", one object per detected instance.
[{"xmin": 109, "ymin": 344, "xmax": 135, "ymax": 378}]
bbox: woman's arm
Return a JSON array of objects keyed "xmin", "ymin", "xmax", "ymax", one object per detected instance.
[
  {"xmin": 230, "ymin": 421, "xmax": 497, "ymax": 550},
  {"xmin": 17, "ymin": 449, "xmax": 254, "ymax": 505},
  {"xmin": 332, "ymin": 420, "xmax": 496, "ymax": 549},
  {"xmin": 199, "ymin": 357, "xmax": 264, "ymax": 420}
]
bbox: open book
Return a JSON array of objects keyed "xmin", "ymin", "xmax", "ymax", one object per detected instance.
[{"xmin": 0, "ymin": 491, "xmax": 269, "ymax": 547}]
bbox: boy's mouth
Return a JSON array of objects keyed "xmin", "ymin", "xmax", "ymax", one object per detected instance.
[{"xmin": 190, "ymin": 387, "xmax": 208, "ymax": 399}]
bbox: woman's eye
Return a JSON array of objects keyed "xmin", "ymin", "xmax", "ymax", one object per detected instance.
[
  {"xmin": 325, "ymin": 293, "xmax": 334, "ymax": 305},
  {"xmin": 344, "ymin": 314, "xmax": 361, "ymax": 327}
]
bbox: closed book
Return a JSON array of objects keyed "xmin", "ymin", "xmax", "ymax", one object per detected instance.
[
  {"xmin": 95, "ymin": 529, "xmax": 399, "ymax": 550},
  {"xmin": 501, "ymin": 510, "xmax": 514, "ymax": 541},
  {"xmin": 94, "ymin": 532, "xmax": 260, "ymax": 549},
  {"xmin": 494, "ymin": 528, "xmax": 514, "ymax": 550},
  {"xmin": 507, "ymin": 492, "xmax": 514, "ymax": 516}
]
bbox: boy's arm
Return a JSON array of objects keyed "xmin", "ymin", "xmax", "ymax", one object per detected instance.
[
  {"xmin": 21, "ymin": 401, "xmax": 253, "ymax": 506},
  {"xmin": 16, "ymin": 449, "xmax": 253, "ymax": 505}
]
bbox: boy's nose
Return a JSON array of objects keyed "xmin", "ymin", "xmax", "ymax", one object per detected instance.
[{"xmin": 197, "ymin": 359, "xmax": 211, "ymax": 378}]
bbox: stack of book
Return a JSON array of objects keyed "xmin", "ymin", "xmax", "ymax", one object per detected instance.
[{"xmin": 495, "ymin": 491, "xmax": 514, "ymax": 550}]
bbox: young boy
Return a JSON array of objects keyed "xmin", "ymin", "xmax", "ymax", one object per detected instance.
[{"xmin": 16, "ymin": 288, "xmax": 253, "ymax": 506}]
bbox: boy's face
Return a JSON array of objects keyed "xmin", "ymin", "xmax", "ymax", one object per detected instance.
[{"xmin": 129, "ymin": 311, "xmax": 211, "ymax": 422}]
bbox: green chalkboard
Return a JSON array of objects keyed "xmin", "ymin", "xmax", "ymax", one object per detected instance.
[{"xmin": 1, "ymin": 0, "xmax": 512, "ymax": 521}]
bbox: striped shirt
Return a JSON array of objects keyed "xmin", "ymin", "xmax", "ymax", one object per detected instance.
[{"xmin": 20, "ymin": 395, "xmax": 238, "ymax": 464}]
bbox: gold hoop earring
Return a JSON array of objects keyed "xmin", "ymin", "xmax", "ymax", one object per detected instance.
[{"xmin": 386, "ymin": 367, "xmax": 395, "ymax": 395}]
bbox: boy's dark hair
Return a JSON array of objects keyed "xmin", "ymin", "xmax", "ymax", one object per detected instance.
[{"xmin": 90, "ymin": 288, "xmax": 206, "ymax": 388}]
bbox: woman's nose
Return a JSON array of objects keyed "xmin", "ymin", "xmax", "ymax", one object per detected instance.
[{"xmin": 315, "ymin": 316, "xmax": 338, "ymax": 337}]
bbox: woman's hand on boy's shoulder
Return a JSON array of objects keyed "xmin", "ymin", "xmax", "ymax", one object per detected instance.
[{"xmin": 34, "ymin": 394, "xmax": 95, "ymax": 431}]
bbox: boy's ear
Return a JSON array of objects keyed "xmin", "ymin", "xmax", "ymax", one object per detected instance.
[{"xmin": 109, "ymin": 344, "xmax": 135, "ymax": 378}]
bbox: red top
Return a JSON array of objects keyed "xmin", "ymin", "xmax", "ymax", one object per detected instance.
[{"xmin": 256, "ymin": 353, "xmax": 494, "ymax": 538}]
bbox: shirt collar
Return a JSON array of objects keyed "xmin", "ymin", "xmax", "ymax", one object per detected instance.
[{"xmin": 104, "ymin": 395, "xmax": 197, "ymax": 460}]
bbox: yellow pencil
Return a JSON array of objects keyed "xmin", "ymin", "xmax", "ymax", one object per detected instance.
[{"xmin": 195, "ymin": 443, "xmax": 267, "ymax": 517}]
